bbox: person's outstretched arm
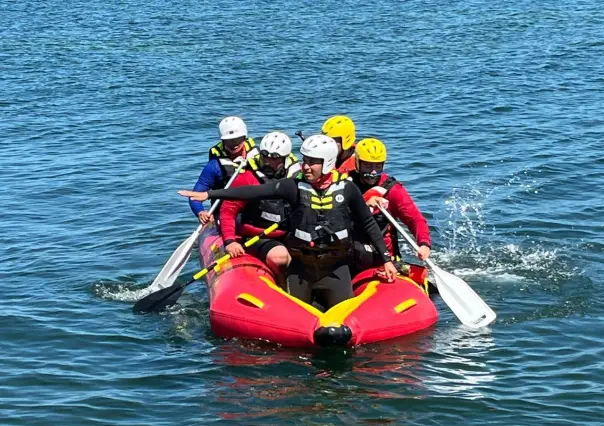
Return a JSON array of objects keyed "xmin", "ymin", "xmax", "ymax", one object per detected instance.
[{"xmin": 179, "ymin": 178, "xmax": 298, "ymax": 205}]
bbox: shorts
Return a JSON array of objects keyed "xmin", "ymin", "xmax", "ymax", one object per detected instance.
[{"xmin": 245, "ymin": 238, "xmax": 284, "ymax": 264}]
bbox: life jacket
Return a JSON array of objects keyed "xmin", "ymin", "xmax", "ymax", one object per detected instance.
[
  {"xmin": 288, "ymin": 170, "xmax": 353, "ymax": 252},
  {"xmin": 208, "ymin": 138, "xmax": 258, "ymax": 186},
  {"xmin": 361, "ymin": 174, "xmax": 402, "ymax": 258},
  {"xmin": 239, "ymin": 154, "xmax": 300, "ymax": 231},
  {"xmin": 336, "ymin": 149, "xmax": 356, "ymax": 174}
]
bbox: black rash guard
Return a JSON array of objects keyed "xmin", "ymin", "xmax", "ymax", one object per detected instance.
[{"xmin": 207, "ymin": 178, "xmax": 392, "ymax": 264}]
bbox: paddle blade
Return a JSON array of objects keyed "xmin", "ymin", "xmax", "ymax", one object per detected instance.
[
  {"xmin": 145, "ymin": 226, "xmax": 200, "ymax": 294},
  {"xmin": 430, "ymin": 263, "xmax": 497, "ymax": 329},
  {"xmin": 133, "ymin": 284, "xmax": 186, "ymax": 314}
]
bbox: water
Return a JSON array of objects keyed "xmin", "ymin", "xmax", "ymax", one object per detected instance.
[{"xmin": 2, "ymin": 0, "xmax": 603, "ymax": 424}]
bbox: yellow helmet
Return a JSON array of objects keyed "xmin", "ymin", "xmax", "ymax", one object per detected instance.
[
  {"xmin": 321, "ymin": 115, "xmax": 356, "ymax": 150},
  {"xmin": 355, "ymin": 138, "xmax": 387, "ymax": 168}
]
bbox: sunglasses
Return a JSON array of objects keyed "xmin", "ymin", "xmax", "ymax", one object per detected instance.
[{"xmin": 260, "ymin": 150, "xmax": 284, "ymax": 159}]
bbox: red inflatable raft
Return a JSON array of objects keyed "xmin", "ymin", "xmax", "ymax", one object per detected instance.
[{"xmin": 198, "ymin": 225, "xmax": 438, "ymax": 347}]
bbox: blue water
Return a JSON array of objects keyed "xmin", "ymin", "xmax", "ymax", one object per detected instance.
[{"xmin": 2, "ymin": 0, "xmax": 603, "ymax": 424}]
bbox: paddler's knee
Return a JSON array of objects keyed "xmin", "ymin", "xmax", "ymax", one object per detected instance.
[{"xmin": 266, "ymin": 245, "xmax": 291, "ymax": 268}]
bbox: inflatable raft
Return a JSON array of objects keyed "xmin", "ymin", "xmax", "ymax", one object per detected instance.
[{"xmin": 198, "ymin": 225, "xmax": 438, "ymax": 347}]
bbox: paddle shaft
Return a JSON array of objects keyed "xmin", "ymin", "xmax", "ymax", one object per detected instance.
[
  {"xmin": 142, "ymin": 160, "xmax": 248, "ymax": 295},
  {"xmin": 379, "ymin": 205, "xmax": 458, "ymax": 272},
  {"xmin": 133, "ymin": 222, "xmax": 282, "ymax": 314},
  {"xmin": 377, "ymin": 205, "xmax": 425, "ymax": 256},
  {"xmin": 172, "ymin": 222, "xmax": 279, "ymax": 289},
  {"xmin": 378, "ymin": 204, "xmax": 496, "ymax": 327},
  {"xmin": 186, "ymin": 159, "xmax": 247, "ymax": 262}
]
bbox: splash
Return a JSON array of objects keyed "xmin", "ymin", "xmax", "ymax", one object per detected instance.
[
  {"xmin": 90, "ymin": 279, "xmax": 150, "ymax": 302},
  {"xmin": 431, "ymin": 175, "xmax": 578, "ymax": 283}
]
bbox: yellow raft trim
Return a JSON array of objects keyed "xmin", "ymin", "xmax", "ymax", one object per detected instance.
[
  {"xmin": 258, "ymin": 276, "xmax": 380, "ymax": 327},
  {"xmin": 258, "ymin": 276, "xmax": 324, "ymax": 317},
  {"xmin": 394, "ymin": 298, "xmax": 417, "ymax": 314},
  {"xmin": 236, "ymin": 293, "xmax": 265, "ymax": 309},
  {"xmin": 254, "ymin": 275, "xmax": 426, "ymax": 326},
  {"xmin": 319, "ymin": 281, "xmax": 379, "ymax": 327}
]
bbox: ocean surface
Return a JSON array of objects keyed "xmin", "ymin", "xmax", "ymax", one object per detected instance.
[{"xmin": 2, "ymin": 0, "xmax": 603, "ymax": 424}]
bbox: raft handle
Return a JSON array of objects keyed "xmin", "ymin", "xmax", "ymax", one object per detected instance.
[
  {"xmin": 394, "ymin": 298, "xmax": 417, "ymax": 314},
  {"xmin": 236, "ymin": 293, "xmax": 265, "ymax": 309}
]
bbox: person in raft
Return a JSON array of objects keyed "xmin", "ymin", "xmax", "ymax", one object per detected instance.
[
  {"xmin": 179, "ymin": 134, "xmax": 398, "ymax": 310},
  {"xmin": 349, "ymin": 138, "xmax": 431, "ymax": 275},
  {"xmin": 218, "ymin": 131, "xmax": 301, "ymax": 290},
  {"xmin": 321, "ymin": 115, "xmax": 357, "ymax": 174},
  {"xmin": 189, "ymin": 116, "xmax": 259, "ymax": 225}
]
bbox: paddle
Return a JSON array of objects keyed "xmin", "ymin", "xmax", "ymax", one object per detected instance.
[
  {"xmin": 377, "ymin": 205, "xmax": 497, "ymax": 328},
  {"xmin": 133, "ymin": 222, "xmax": 281, "ymax": 314},
  {"xmin": 141, "ymin": 160, "xmax": 247, "ymax": 296}
]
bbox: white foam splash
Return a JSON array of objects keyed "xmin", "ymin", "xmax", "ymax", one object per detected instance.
[
  {"xmin": 430, "ymin": 175, "xmax": 575, "ymax": 283},
  {"xmin": 91, "ymin": 281, "xmax": 151, "ymax": 302}
]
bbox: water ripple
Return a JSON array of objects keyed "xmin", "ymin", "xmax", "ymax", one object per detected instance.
[{"xmin": 2, "ymin": 0, "xmax": 603, "ymax": 424}]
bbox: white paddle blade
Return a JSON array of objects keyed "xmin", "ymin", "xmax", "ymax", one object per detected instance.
[
  {"xmin": 430, "ymin": 263, "xmax": 497, "ymax": 329},
  {"xmin": 144, "ymin": 226, "xmax": 201, "ymax": 294},
  {"xmin": 376, "ymin": 205, "xmax": 497, "ymax": 328},
  {"xmin": 139, "ymin": 161, "xmax": 246, "ymax": 299}
]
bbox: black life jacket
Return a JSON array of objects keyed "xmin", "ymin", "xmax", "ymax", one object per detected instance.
[
  {"xmin": 288, "ymin": 170, "xmax": 353, "ymax": 251},
  {"xmin": 240, "ymin": 154, "xmax": 300, "ymax": 229},
  {"xmin": 208, "ymin": 138, "xmax": 258, "ymax": 186}
]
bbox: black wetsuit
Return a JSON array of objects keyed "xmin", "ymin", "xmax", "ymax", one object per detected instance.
[{"xmin": 207, "ymin": 178, "xmax": 391, "ymax": 308}]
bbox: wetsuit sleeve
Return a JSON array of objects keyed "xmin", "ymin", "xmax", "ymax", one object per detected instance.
[
  {"xmin": 218, "ymin": 172, "xmax": 255, "ymax": 242},
  {"xmin": 388, "ymin": 184, "xmax": 431, "ymax": 248},
  {"xmin": 346, "ymin": 183, "xmax": 392, "ymax": 263},
  {"xmin": 189, "ymin": 159, "xmax": 224, "ymax": 216},
  {"xmin": 207, "ymin": 178, "xmax": 298, "ymax": 205}
]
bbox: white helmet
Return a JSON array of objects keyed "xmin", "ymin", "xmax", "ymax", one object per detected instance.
[
  {"xmin": 260, "ymin": 132, "xmax": 292, "ymax": 157},
  {"xmin": 219, "ymin": 116, "xmax": 247, "ymax": 140},
  {"xmin": 300, "ymin": 134, "xmax": 338, "ymax": 174}
]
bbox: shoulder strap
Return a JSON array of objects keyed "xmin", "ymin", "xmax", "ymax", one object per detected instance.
[
  {"xmin": 209, "ymin": 142, "xmax": 227, "ymax": 159},
  {"xmin": 248, "ymin": 154, "xmax": 261, "ymax": 171},
  {"xmin": 381, "ymin": 175, "xmax": 398, "ymax": 191}
]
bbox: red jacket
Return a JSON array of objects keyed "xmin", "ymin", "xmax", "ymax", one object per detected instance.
[
  {"xmin": 218, "ymin": 170, "xmax": 287, "ymax": 242},
  {"xmin": 361, "ymin": 173, "xmax": 431, "ymax": 255}
]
